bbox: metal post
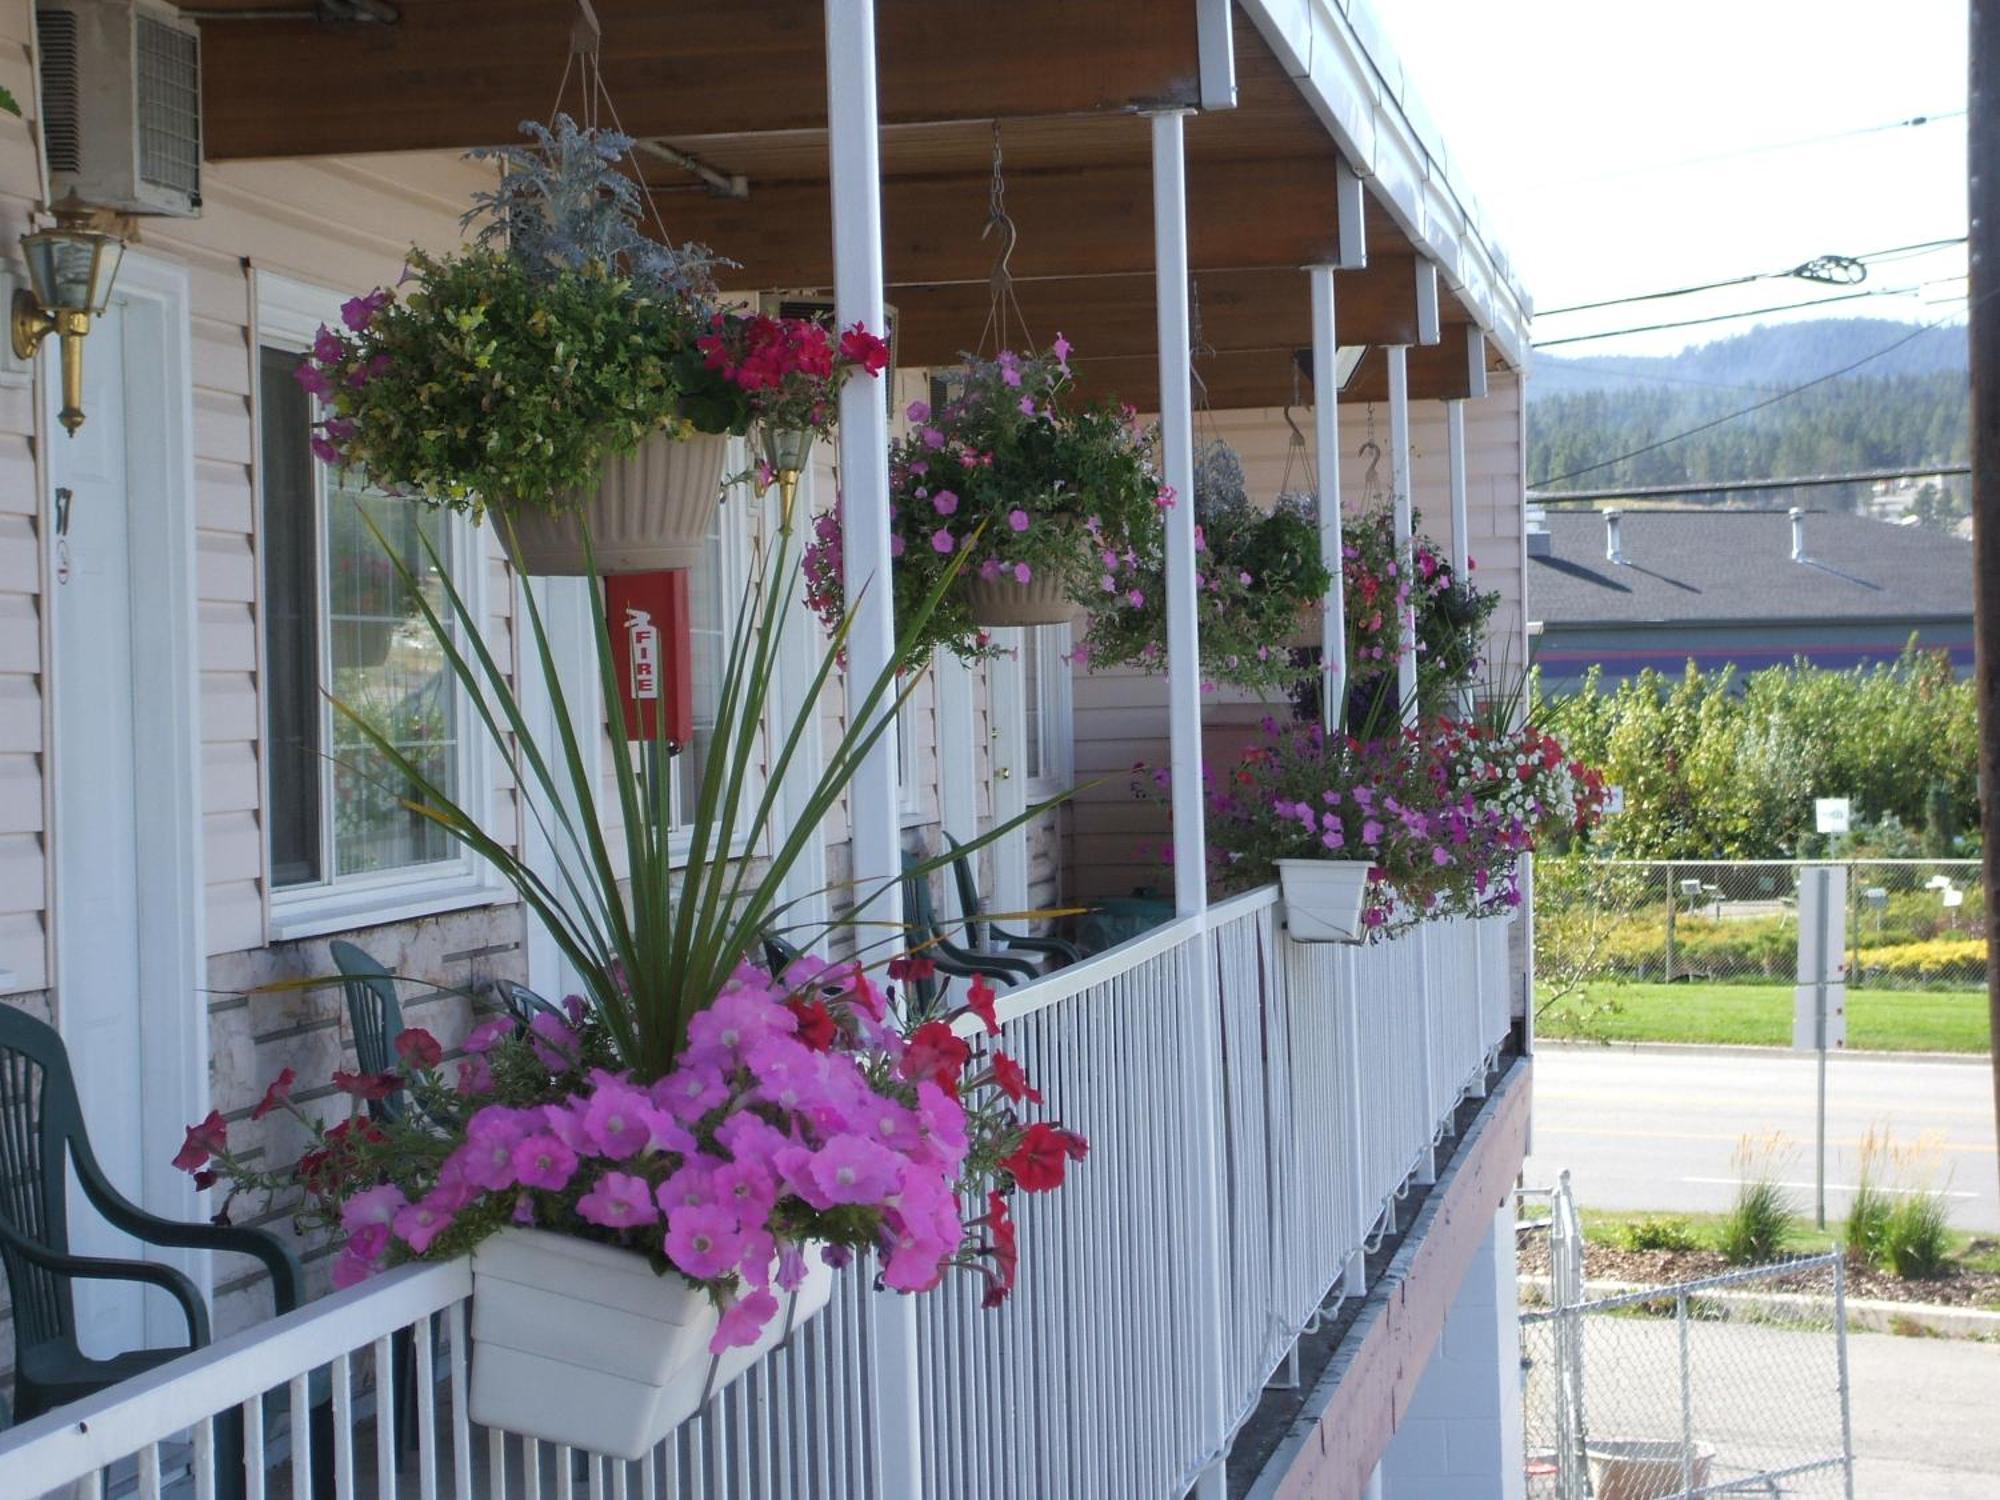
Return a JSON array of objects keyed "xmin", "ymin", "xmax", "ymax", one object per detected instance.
[
  {"xmin": 1972, "ymin": 0, "xmax": 2000, "ymax": 1201},
  {"xmin": 1386, "ymin": 344, "xmax": 1418, "ymax": 729},
  {"xmin": 824, "ymin": 4, "xmax": 920, "ymax": 1490},
  {"xmin": 1833, "ymin": 1253, "xmax": 1857, "ymax": 1500},
  {"xmin": 1664, "ymin": 862, "xmax": 1677, "ymax": 984},
  {"xmin": 1677, "ymin": 1291, "xmax": 1695, "ymax": 1496},
  {"xmin": 1310, "ymin": 265, "xmax": 1348, "ymax": 731},
  {"xmin": 1813, "ymin": 865, "xmax": 1834, "ymax": 1230},
  {"xmin": 1343, "ymin": 948, "xmax": 1368, "ymax": 1296},
  {"xmin": 1153, "ymin": 107, "xmax": 1230, "ymax": 1495},
  {"xmin": 1446, "ymin": 397, "xmax": 1472, "ymax": 717}
]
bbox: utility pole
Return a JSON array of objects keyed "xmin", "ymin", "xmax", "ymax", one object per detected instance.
[{"xmin": 1970, "ymin": 0, "xmax": 2000, "ymax": 1190}]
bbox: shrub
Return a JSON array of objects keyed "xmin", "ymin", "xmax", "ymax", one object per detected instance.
[
  {"xmin": 1881, "ymin": 1192, "xmax": 1953, "ymax": 1279},
  {"xmin": 1721, "ymin": 1135, "xmax": 1798, "ymax": 1265},
  {"xmin": 1845, "ymin": 1130, "xmax": 1894, "ymax": 1264},
  {"xmin": 1617, "ymin": 1215, "xmax": 1701, "ymax": 1253}
]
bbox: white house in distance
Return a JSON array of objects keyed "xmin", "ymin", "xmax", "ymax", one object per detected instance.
[{"xmin": 0, "ymin": 3, "xmax": 1540, "ymax": 1497}]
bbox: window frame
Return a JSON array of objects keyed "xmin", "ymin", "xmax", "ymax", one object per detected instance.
[
  {"xmin": 1022, "ymin": 621, "xmax": 1074, "ymax": 801},
  {"xmin": 257, "ymin": 273, "xmax": 502, "ymax": 941}
]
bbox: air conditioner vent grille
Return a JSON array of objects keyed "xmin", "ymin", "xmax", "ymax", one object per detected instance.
[
  {"xmin": 36, "ymin": 8, "xmax": 81, "ymax": 176},
  {"xmin": 135, "ymin": 12, "xmax": 200, "ymax": 200}
]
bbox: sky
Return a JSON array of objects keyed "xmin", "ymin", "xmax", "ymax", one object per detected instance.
[{"xmin": 1373, "ymin": 0, "xmax": 1971, "ymax": 357}]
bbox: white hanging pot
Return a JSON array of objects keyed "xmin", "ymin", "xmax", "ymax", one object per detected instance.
[
  {"xmin": 1276, "ymin": 858, "xmax": 1374, "ymax": 943},
  {"xmin": 505, "ymin": 430, "xmax": 731, "ymax": 577},
  {"xmin": 467, "ymin": 1227, "xmax": 834, "ymax": 1461},
  {"xmin": 961, "ymin": 567, "xmax": 1074, "ymax": 627}
]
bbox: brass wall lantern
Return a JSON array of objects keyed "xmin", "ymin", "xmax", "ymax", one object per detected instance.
[{"xmin": 11, "ymin": 202, "xmax": 126, "ymax": 436}]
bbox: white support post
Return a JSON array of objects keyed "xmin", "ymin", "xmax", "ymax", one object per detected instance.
[
  {"xmin": 825, "ymin": 3, "xmax": 921, "ymax": 1490},
  {"xmin": 1415, "ymin": 259, "xmax": 1441, "ymax": 346},
  {"xmin": 1154, "ymin": 107, "xmax": 1230, "ymax": 1494},
  {"xmin": 1386, "ymin": 344, "xmax": 1418, "ymax": 730},
  {"xmin": 1446, "ymin": 397, "xmax": 1472, "ymax": 717},
  {"xmin": 1310, "ymin": 265, "xmax": 1347, "ymax": 730},
  {"xmin": 1335, "ymin": 159, "xmax": 1368, "ymax": 270}
]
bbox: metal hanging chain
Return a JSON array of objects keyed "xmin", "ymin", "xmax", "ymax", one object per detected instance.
[
  {"xmin": 977, "ymin": 123, "xmax": 1036, "ymax": 358},
  {"xmin": 540, "ymin": 4, "xmax": 681, "ymax": 257},
  {"xmin": 1189, "ymin": 278, "xmax": 1218, "ymax": 427},
  {"xmin": 1278, "ymin": 357, "xmax": 1318, "ymax": 500}
]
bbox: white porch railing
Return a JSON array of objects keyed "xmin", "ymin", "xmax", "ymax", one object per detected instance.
[{"xmin": 0, "ymin": 898, "xmax": 1517, "ymax": 1500}]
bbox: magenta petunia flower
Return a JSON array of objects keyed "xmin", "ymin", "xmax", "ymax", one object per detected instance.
[
  {"xmin": 392, "ymin": 1196, "xmax": 455, "ymax": 1255},
  {"xmin": 509, "ymin": 1133, "xmax": 578, "ymax": 1192},
  {"xmin": 932, "ymin": 489, "xmax": 959, "ymax": 515},
  {"xmin": 577, "ymin": 1171, "xmax": 660, "ymax": 1230},
  {"xmin": 666, "ymin": 1204, "xmax": 747, "ymax": 1281},
  {"xmin": 710, "ymin": 1286, "xmax": 780, "ymax": 1354},
  {"xmin": 712, "ymin": 1158, "xmax": 780, "ymax": 1228},
  {"xmin": 1013, "ymin": 562, "xmax": 1032, "ymax": 584},
  {"xmin": 931, "ymin": 528, "xmax": 955, "ymax": 554},
  {"xmin": 583, "ymin": 1081, "xmax": 653, "ymax": 1159},
  {"xmin": 1008, "ymin": 509, "xmax": 1031, "ymax": 532},
  {"xmin": 808, "ymin": 1133, "xmax": 905, "ymax": 1205}
]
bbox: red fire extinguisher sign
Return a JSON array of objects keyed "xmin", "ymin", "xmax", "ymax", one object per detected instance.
[{"xmin": 604, "ymin": 571, "xmax": 693, "ymax": 745}]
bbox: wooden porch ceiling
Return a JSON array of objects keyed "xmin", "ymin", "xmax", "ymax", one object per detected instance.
[{"xmin": 185, "ymin": 0, "xmax": 1499, "ymax": 407}]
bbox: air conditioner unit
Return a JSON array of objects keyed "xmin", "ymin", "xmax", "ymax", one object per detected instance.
[{"xmin": 37, "ymin": 0, "xmax": 202, "ymax": 218}]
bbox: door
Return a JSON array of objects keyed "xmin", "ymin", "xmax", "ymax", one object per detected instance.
[
  {"xmin": 987, "ymin": 629, "xmax": 1030, "ymax": 916},
  {"xmin": 47, "ymin": 262, "xmax": 205, "ymax": 1353}
]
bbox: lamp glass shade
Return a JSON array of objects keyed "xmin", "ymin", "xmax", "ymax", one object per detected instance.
[
  {"xmin": 758, "ymin": 424, "xmax": 816, "ymax": 477},
  {"xmin": 23, "ymin": 226, "xmax": 124, "ymax": 316},
  {"xmin": 1334, "ymin": 345, "xmax": 1367, "ymax": 391}
]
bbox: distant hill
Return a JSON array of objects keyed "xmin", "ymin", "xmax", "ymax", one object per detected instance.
[
  {"xmin": 1531, "ymin": 318, "xmax": 1967, "ymax": 400},
  {"xmin": 1527, "ymin": 319, "xmax": 1970, "ymax": 523}
]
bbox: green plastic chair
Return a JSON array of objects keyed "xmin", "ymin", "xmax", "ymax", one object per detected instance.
[
  {"xmin": 0, "ymin": 1003, "xmax": 303, "ymax": 1491},
  {"xmin": 942, "ymin": 833, "xmax": 1085, "ymax": 968},
  {"xmin": 899, "ymin": 855, "xmax": 1037, "ymax": 1015},
  {"xmin": 330, "ymin": 940, "xmax": 410, "ymax": 1124}
]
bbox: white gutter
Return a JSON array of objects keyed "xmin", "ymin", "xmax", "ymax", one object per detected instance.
[{"xmin": 1237, "ymin": 0, "xmax": 1534, "ymax": 370}]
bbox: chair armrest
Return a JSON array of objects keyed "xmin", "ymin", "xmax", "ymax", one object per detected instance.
[
  {"xmin": 992, "ymin": 927, "xmax": 1084, "ymax": 966},
  {"xmin": 74, "ymin": 1156, "xmax": 306, "ymax": 1314},
  {"xmin": 0, "ymin": 1215, "xmax": 210, "ymax": 1345},
  {"xmin": 931, "ymin": 940, "xmax": 1039, "ymax": 985}
]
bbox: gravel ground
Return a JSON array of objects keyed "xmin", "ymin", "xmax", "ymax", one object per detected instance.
[{"xmin": 1518, "ymin": 1237, "xmax": 2000, "ymax": 1309}]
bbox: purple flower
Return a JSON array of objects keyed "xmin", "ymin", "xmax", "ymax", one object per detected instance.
[
  {"xmin": 710, "ymin": 1287, "xmax": 780, "ymax": 1354},
  {"xmin": 311, "ymin": 327, "xmax": 346, "ymax": 364},
  {"xmin": 1018, "ymin": 396, "xmax": 1037, "ymax": 417},
  {"xmin": 309, "ymin": 435, "xmax": 341, "ymax": 465},
  {"xmin": 931, "ymin": 529, "xmax": 955, "ymax": 555},
  {"xmin": 655, "ymin": 1062, "xmax": 730, "ymax": 1123},
  {"xmin": 905, "ymin": 400, "xmax": 931, "ymax": 423},
  {"xmin": 1013, "ymin": 563, "xmax": 1032, "ymax": 584},
  {"xmin": 463, "ymin": 1017, "xmax": 513, "ymax": 1054},
  {"xmin": 583, "ymin": 1081, "xmax": 653, "ymax": 1159},
  {"xmin": 921, "ymin": 427, "xmax": 946, "ymax": 450},
  {"xmin": 809, "ymin": 1133, "xmax": 905, "ymax": 1205},
  {"xmin": 713, "ymin": 1159, "xmax": 779, "ymax": 1228},
  {"xmin": 889, "ymin": 533, "xmax": 906, "ymax": 558},
  {"xmin": 657, "ymin": 1160, "xmax": 721, "ymax": 1213},
  {"xmin": 460, "ymin": 1108, "xmax": 532, "ymax": 1191},
  {"xmin": 527, "ymin": 1011, "xmax": 580, "ymax": 1072},
  {"xmin": 294, "ymin": 362, "xmax": 333, "ymax": 398},
  {"xmin": 392, "ymin": 1196, "xmax": 455, "ymax": 1254},
  {"xmin": 340, "ymin": 289, "xmax": 389, "ymax": 331},
  {"xmin": 1052, "ymin": 332, "xmax": 1073, "ymax": 370},
  {"xmin": 932, "ymin": 489, "xmax": 959, "ymax": 516},
  {"xmin": 776, "ymin": 1241, "xmax": 809, "ymax": 1292},
  {"xmin": 1008, "ymin": 509, "xmax": 1031, "ymax": 532},
  {"xmin": 576, "ymin": 1171, "xmax": 660, "ymax": 1230},
  {"xmin": 509, "ymin": 1133, "xmax": 578, "ymax": 1191},
  {"xmin": 666, "ymin": 1204, "xmax": 746, "ymax": 1281}
]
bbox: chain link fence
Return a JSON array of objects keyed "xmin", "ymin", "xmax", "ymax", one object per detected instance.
[
  {"xmin": 1537, "ymin": 857, "xmax": 1986, "ymax": 995},
  {"xmin": 1521, "ymin": 1180, "xmax": 1856, "ymax": 1500}
]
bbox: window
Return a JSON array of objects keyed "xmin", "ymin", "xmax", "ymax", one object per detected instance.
[
  {"xmin": 667, "ymin": 504, "xmax": 727, "ymax": 834},
  {"xmin": 1021, "ymin": 623, "xmax": 1073, "ymax": 797},
  {"xmin": 259, "ymin": 277, "xmax": 492, "ymax": 935}
]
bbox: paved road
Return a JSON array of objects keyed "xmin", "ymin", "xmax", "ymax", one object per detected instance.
[{"xmin": 1524, "ymin": 1044, "xmax": 2000, "ymax": 1233}]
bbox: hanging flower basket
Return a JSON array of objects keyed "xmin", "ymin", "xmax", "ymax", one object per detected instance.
[
  {"xmin": 504, "ymin": 429, "xmax": 730, "ymax": 577},
  {"xmin": 961, "ymin": 566, "xmax": 1075, "ymax": 627},
  {"xmin": 1276, "ymin": 857, "xmax": 1373, "ymax": 943},
  {"xmin": 468, "ymin": 1228, "xmax": 833, "ymax": 1460}
]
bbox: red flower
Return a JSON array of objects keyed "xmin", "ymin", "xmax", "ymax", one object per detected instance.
[
  {"xmin": 961, "ymin": 976, "xmax": 1000, "ymax": 1036},
  {"xmin": 887, "ymin": 953, "xmax": 936, "ymax": 984},
  {"xmin": 331, "ymin": 1069, "xmax": 402, "ymax": 1101},
  {"xmin": 839, "ymin": 322, "xmax": 891, "ymax": 376},
  {"xmin": 981, "ymin": 1190, "xmax": 1019, "ymax": 1308},
  {"xmin": 1001, "ymin": 1121, "xmax": 1089, "ymax": 1193},
  {"xmin": 786, "ymin": 996, "xmax": 839, "ymax": 1053},
  {"xmin": 393, "ymin": 1027, "xmax": 442, "ymax": 1070},
  {"xmin": 192, "ymin": 1169, "xmax": 219, "ymax": 1192},
  {"xmin": 989, "ymin": 1049, "xmax": 1041, "ymax": 1104},
  {"xmin": 250, "ymin": 1068, "xmax": 297, "ymax": 1122},
  {"xmin": 173, "ymin": 1111, "xmax": 227, "ymax": 1173},
  {"xmin": 899, "ymin": 1020, "xmax": 971, "ymax": 1091}
]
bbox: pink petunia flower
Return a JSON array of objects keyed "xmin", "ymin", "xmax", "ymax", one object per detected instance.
[
  {"xmin": 808, "ymin": 1133, "xmax": 905, "ymax": 1205},
  {"xmin": 576, "ymin": 1171, "xmax": 660, "ymax": 1230},
  {"xmin": 509, "ymin": 1133, "xmax": 578, "ymax": 1192},
  {"xmin": 710, "ymin": 1287, "xmax": 781, "ymax": 1354},
  {"xmin": 1008, "ymin": 509, "xmax": 1031, "ymax": 532},
  {"xmin": 931, "ymin": 529, "xmax": 955, "ymax": 554},
  {"xmin": 666, "ymin": 1204, "xmax": 747, "ymax": 1281}
]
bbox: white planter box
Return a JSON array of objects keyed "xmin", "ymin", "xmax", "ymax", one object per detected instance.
[
  {"xmin": 1276, "ymin": 857, "xmax": 1373, "ymax": 943},
  {"xmin": 468, "ymin": 1228, "xmax": 833, "ymax": 1460}
]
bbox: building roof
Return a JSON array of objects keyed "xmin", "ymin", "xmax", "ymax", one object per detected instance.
[{"xmin": 1528, "ymin": 510, "xmax": 1975, "ymax": 628}]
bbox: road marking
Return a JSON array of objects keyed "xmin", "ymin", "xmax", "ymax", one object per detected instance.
[
  {"xmin": 1534, "ymin": 1125, "xmax": 1996, "ymax": 1154},
  {"xmin": 1536, "ymin": 1087, "xmax": 1989, "ymax": 1121},
  {"xmin": 1679, "ymin": 1175, "xmax": 1979, "ymax": 1201}
]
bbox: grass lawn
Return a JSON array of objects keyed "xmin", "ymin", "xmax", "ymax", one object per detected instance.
[
  {"xmin": 1571, "ymin": 1210, "xmax": 2000, "ymax": 1275},
  {"xmin": 1538, "ymin": 981, "xmax": 1991, "ymax": 1053}
]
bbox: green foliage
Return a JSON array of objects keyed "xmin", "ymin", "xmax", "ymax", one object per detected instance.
[
  {"xmin": 1618, "ymin": 1215, "xmax": 1701, "ymax": 1253},
  {"xmin": 1083, "ymin": 438, "xmax": 1329, "ymax": 692},
  {"xmin": 1881, "ymin": 1192, "xmax": 1953, "ymax": 1280},
  {"xmin": 1535, "ymin": 980, "xmax": 1989, "ymax": 1053},
  {"xmin": 1720, "ymin": 1176, "xmax": 1798, "ymax": 1266},
  {"xmin": 1540, "ymin": 647, "xmax": 1980, "ymax": 860}
]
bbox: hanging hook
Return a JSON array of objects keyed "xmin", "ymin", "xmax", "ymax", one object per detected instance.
[{"xmin": 979, "ymin": 122, "xmax": 1033, "ymax": 356}]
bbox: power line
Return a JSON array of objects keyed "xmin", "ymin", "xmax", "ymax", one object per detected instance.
[
  {"xmin": 1529, "ymin": 304, "xmax": 1986, "ymax": 491},
  {"xmin": 1537, "ymin": 236, "xmax": 1968, "ymax": 318},
  {"xmin": 1528, "ymin": 464, "xmax": 1971, "ymax": 504},
  {"xmin": 1532, "ymin": 361, "xmax": 1778, "ymax": 395},
  {"xmin": 1524, "ymin": 108, "xmax": 1967, "ymax": 190},
  {"xmin": 1532, "ymin": 283, "xmax": 1945, "ymax": 348}
]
